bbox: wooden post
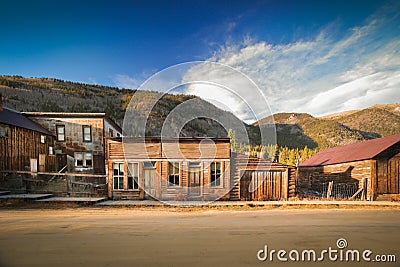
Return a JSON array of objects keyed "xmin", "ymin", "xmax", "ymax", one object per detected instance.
[
  {"xmin": 282, "ymin": 169, "xmax": 289, "ymax": 200},
  {"xmin": 66, "ymin": 175, "xmax": 70, "ymax": 196},
  {"xmin": 361, "ymin": 178, "xmax": 367, "ymax": 200},
  {"xmin": 327, "ymin": 181, "xmax": 333, "ymax": 199},
  {"xmin": 370, "ymin": 160, "xmax": 377, "ymax": 201}
]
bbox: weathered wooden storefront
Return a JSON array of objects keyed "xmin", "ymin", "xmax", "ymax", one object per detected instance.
[
  {"xmin": 107, "ymin": 137, "xmax": 231, "ymax": 201},
  {"xmin": 107, "ymin": 137, "xmax": 295, "ymax": 201}
]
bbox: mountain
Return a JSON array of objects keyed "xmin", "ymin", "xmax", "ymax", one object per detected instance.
[
  {"xmin": 255, "ymin": 104, "xmax": 400, "ymax": 149},
  {"xmin": 2, "ymin": 75, "xmax": 399, "ymax": 150},
  {"xmin": 0, "ymin": 75, "xmax": 260, "ymax": 143},
  {"xmin": 325, "ymin": 104, "xmax": 400, "ymax": 138}
]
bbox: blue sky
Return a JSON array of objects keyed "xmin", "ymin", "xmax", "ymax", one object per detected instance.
[{"xmin": 1, "ymin": 0, "xmax": 399, "ymax": 119}]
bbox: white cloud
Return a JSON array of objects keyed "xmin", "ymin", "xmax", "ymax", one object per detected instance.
[
  {"xmin": 307, "ymin": 71, "xmax": 400, "ymax": 115},
  {"xmin": 182, "ymin": 62, "xmax": 273, "ymax": 123},
  {"xmin": 184, "ymin": 4, "xmax": 400, "ymax": 121}
]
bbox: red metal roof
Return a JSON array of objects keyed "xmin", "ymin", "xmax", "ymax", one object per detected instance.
[
  {"xmin": 0, "ymin": 108, "xmax": 54, "ymax": 136},
  {"xmin": 300, "ymin": 133, "xmax": 400, "ymax": 167}
]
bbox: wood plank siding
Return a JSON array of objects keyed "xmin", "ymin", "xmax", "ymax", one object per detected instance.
[
  {"xmin": 106, "ymin": 138, "xmax": 295, "ymax": 201},
  {"xmin": 298, "ymin": 152, "xmax": 400, "ymax": 200},
  {"xmin": 0, "ymin": 123, "xmax": 55, "ymax": 173},
  {"xmin": 107, "ymin": 138, "xmax": 231, "ymax": 201},
  {"xmin": 299, "ymin": 135, "xmax": 400, "ymax": 200},
  {"xmin": 230, "ymin": 152, "xmax": 295, "ymax": 201},
  {"xmin": 377, "ymin": 152, "xmax": 400, "ymax": 194}
]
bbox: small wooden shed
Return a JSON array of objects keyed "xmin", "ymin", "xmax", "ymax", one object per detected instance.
[
  {"xmin": 230, "ymin": 153, "xmax": 296, "ymax": 201},
  {"xmin": 299, "ymin": 134, "xmax": 400, "ymax": 200}
]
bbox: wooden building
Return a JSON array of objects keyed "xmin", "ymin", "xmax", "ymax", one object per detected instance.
[
  {"xmin": 0, "ymin": 98, "xmax": 56, "ymax": 173},
  {"xmin": 24, "ymin": 112, "xmax": 122, "ymax": 175},
  {"xmin": 298, "ymin": 134, "xmax": 400, "ymax": 200},
  {"xmin": 106, "ymin": 137, "xmax": 295, "ymax": 201},
  {"xmin": 107, "ymin": 137, "xmax": 231, "ymax": 201}
]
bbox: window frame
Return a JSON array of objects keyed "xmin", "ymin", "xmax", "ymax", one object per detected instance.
[
  {"xmin": 210, "ymin": 162, "xmax": 222, "ymax": 187},
  {"xmin": 85, "ymin": 152, "xmax": 93, "ymax": 167},
  {"xmin": 56, "ymin": 125, "xmax": 65, "ymax": 142},
  {"xmin": 109, "ymin": 128, "xmax": 114, "ymax": 138},
  {"xmin": 127, "ymin": 162, "xmax": 139, "ymax": 191},
  {"xmin": 82, "ymin": 125, "xmax": 92, "ymax": 142},
  {"xmin": 74, "ymin": 151, "xmax": 93, "ymax": 168},
  {"xmin": 168, "ymin": 162, "xmax": 180, "ymax": 187},
  {"xmin": 113, "ymin": 162, "xmax": 125, "ymax": 191}
]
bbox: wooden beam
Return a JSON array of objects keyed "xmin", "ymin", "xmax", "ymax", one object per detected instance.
[{"xmin": 0, "ymin": 170, "xmax": 106, "ymax": 178}]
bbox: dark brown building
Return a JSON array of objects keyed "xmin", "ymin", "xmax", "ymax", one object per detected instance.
[
  {"xmin": 299, "ymin": 134, "xmax": 400, "ymax": 200},
  {"xmin": 0, "ymin": 98, "xmax": 56, "ymax": 173}
]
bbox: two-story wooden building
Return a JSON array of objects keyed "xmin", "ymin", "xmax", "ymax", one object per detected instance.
[{"xmin": 24, "ymin": 112, "xmax": 122, "ymax": 175}]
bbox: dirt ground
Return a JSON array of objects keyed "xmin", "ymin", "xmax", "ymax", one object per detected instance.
[{"xmin": 0, "ymin": 207, "xmax": 399, "ymax": 267}]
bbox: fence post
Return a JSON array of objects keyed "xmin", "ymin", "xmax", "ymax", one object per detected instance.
[{"xmin": 327, "ymin": 181, "xmax": 333, "ymax": 199}]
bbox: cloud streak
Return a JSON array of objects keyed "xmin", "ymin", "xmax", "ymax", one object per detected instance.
[{"xmin": 183, "ymin": 3, "xmax": 400, "ymax": 121}]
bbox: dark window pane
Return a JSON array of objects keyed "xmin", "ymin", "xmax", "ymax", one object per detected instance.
[
  {"xmin": 113, "ymin": 178, "xmax": 118, "ymax": 190},
  {"xmin": 128, "ymin": 177, "xmax": 133, "ymax": 190},
  {"xmin": 119, "ymin": 177, "xmax": 124, "ymax": 190}
]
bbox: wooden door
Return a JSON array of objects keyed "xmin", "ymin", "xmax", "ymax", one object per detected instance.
[
  {"xmin": 388, "ymin": 157, "xmax": 400, "ymax": 194},
  {"xmin": 240, "ymin": 171, "xmax": 251, "ymax": 200},
  {"xmin": 144, "ymin": 168, "xmax": 156, "ymax": 198},
  {"xmin": 189, "ymin": 166, "xmax": 201, "ymax": 197},
  {"xmin": 38, "ymin": 154, "xmax": 46, "ymax": 172}
]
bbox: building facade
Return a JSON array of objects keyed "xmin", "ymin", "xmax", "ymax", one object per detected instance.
[
  {"xmin": 24, "ymin": 112, "xmax": 122, "ymax": 175},
  {"xmin": 106, "ymin": 137, "xmax": 296, "ymax": 201},
  {"xmin": 107, "ymin": 137, "xmax": 231, "ymax": 201}
]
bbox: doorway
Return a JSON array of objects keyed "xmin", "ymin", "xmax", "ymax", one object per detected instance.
[{"xmin": 189, "ymin": 162, "xmax": 201, "ymax": 197}]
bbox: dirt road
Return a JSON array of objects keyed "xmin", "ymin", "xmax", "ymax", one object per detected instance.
[{"xmin": 0, "ymin": 208, "xmax": 399, "ymax": 267}]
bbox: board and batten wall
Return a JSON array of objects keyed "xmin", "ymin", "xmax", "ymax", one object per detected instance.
[
  {"xmin": 230, "ymin": 152, "xmax": 295, "ymax": 201},
  {"xmin": 0, "ymin": 123, "xmax": 55, "ymax": 173},
  {"xmin": 376, "ymin": 152, "xmax": 400, "ymax": 195}
]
